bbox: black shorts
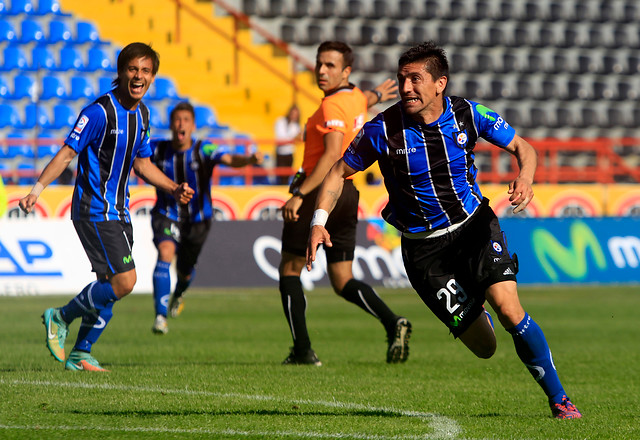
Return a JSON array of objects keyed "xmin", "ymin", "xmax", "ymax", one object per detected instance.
[
  {"xmin": 281, "ymin": 180, "xmax": 358, "ymax": 263},
  {"xmin": 401, "ymin": 199, "xmax": 518, "ymax": 337},
  {"xmin": 151, "ymin": 213, "xmax": 211, "ymax": 274},
  {"xmin": 73, "ymin": 220, "xmax": 135, "ymax": 276}
]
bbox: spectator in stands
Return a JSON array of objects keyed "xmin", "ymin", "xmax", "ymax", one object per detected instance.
[
  {"xmin": 149, "ymin": 101, "xmax": 263, "ymax": 334},
  {"xmin": 19, "ymin": 42, "xmax": 194, "ymax": 372},
  {"xmin": 274, "ymin": 104, "xmax": 301, "ymax": 185},
  {"xmin": 306, "ymin": 41, "xmax": 581, "ymax": 419},
  {"xmin": 278, "ymin": 40, "xmax": 411, "ymax": 366}
]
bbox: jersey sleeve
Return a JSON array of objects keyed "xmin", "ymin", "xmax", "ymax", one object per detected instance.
[
  {"xmin": 64, "ymin": 104, "xmax": 105, "ymax": 153},
  {"xmin": 472, "ymin": 102, "xmax": 516, "ymax": 148},
  {"xmin": 342, "ymin": 120, "xmax": 383, "ymax": 172},
  {"xmin": 136, "ymin": 125, "xmax": 153, "ymax": 158},
  {"xmin": 315, "ymin": 99, "xmax": 348, "ymax": 136},
  {"xmin": 202, "ymin": 142, "xmax": 230, "ymax": 164}
]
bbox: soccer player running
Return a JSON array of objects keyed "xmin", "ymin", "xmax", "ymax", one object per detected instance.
[
  {"xmin": 19, "ymin": 42, "xmax": 194, "ymax": 372},
  {"xmin": 149, "ymin": 101, "xmax": 263, "ymax": 334},
  {"xmin": 279, "ymin": 41, "xmax": 411, "ymax": 366},
  {"xmin": 306, "ymin": 42, "xmax": 581, "ymax": 419}
]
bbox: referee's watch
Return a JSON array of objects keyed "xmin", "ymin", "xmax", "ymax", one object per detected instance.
[{"xmin": 292, "ymin": 187, "xmax": 305, "ymax": 199}]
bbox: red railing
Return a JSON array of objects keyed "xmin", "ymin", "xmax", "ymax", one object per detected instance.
[{"xmin": 3, "ymin": 137, "xmax": 638, "ymax": 186}]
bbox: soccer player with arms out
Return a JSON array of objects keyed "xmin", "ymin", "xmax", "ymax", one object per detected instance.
[
  {"xmin": 279, "ymin": 41, "xmax": 411, "ymax": 366},
  {"xmin": 149, "ymin": 101, "xmax": 263, "ymax": 334},
  {"xmin": 307, "ymin": 42, "xmax": 581, "ymax": 419},
  {"xmin": 19, "ymin": 42, "xmax": 194, "ymax": 372}
]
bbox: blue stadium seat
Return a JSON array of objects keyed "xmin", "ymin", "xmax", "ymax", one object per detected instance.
[
  {"xmin": 37, "ymin": 131, "xmax": 60, "ymax": 158},
  {"xmin": 23, "ymin": 103, "xmax": 52, "ymax": 130},
  {"xmin": 10, "ymin": 74, "xmax": 35, "ymax": 100},
  {"xmin": 194, "ymin": 105, "xmax": 228, "ymax": 130},
  {"xmin": 30, "ymin": 46, "xmax": 57, "ymax": 70},
  {"xmin": 75, "ymin": 20, "xmax": 107, "ymax": 45},
  {"xmin": 68, "ymin": 76, "xmax": 96, "ymax": 100},
  {"xmin": 19, "ymin": 19, "xmax": 45, "ymax": 44},
  {"xmin": 51, "ymin": 103, "xmax": 77, "ymax": 129},
  {"xmin": 40, "ymin": 75, "xmax": 67, "ymax": 100},
  {"xmin": 7, "ymin": 0, "xmax": 35, "ymax": 15},
  {"xmin": 148, "ymin": 77, "xmax": 181, "ymax": 100},
  {"xmin": 57, "ymin": 46, "xmax": 84, "ymax": 71},
  {"xmin": 81, "ymin": 47, "xmax": 114, "ymax": 72},
  {"xmin": 48, "ymin": 19, "xmax": 73, "ymax": 44},
  {"xmin": 17, "ymin": 162, "xmax": 37, "ymax": 184},
  {"xmin": 98, "ymin": 76, "xmax": 114, "ymax": 94},
  {"xmin": 1, "ymin": 45, "xmax": 29, "ymax": 71},
  {"xmin": 33, "ymin": 0, "xmax": 68, "ymax": 16},
  {"xmin": 6, "ymin": 133, "xmax": 35, "ymax": 159},
  {"xmin": 0, "ymin": 19, "xmax": 17, "ymax": 43},
  {"xmin": 0, "ymin": 103, "xmax": 22, "ymax": 128}
]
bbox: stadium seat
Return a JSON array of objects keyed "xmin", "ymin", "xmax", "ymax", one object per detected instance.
[
  {"xmin": 48, "ymin": 19, "xmax": 73, "ymax": 44},
  {"xmin": 0, "ymin": 75, "xmax": 10, "ymax": 99},
  {"xmin": 40, "ymin": 75, "xmax": 67, "ymax": 100},
  {"xmin": 75, "ymin": 20, "xmax": 108, "ymax": 45},
  {"xmin": 30, "ymin": 46, "xmax": 57, "ymax": 70},
  {"xmin": 194, "ymin": 105, "xmax": 228, "ymax": 130},
  {"xmin": 16, "ymin": 162, "xmax": 37, "ymax": 184},
  {"xmin": 57, "ymin": 46, "xmax": 84, "ymax": 71},
  {"xmin": 146, "ymin": 104, "xmax": 167, "ymax": 129},
  {"xmin": 19, "ymin": 19, "xmax": 45, "ymax": 44},
  {"xmin": 0, "ymin": 103, "xmax": 22, "ymax": 128},
  {"xmin": 1, "ymin": 45, "xmax": 29, "ymax": 71},
  {"xmin": 81, "ymin": 47, "xmax": 114, "ymax": 72},
  {"xmin": 68, "ymin": 76, "xmax": 96, "ymax": 100},
  {"xmin": 98, "ymin": 76, "xmax": 114, "ymax": 94},
  {"xmin": 10, "ymin": 74, "xmax": 35, "ymax": 100},
  {"xmin": 7, "ymin": 0, "xmax": 34, "ymax": 15},
  {"xmin": 6, "ymin": 133, "xmax": 35, "ymax": 159},
  {"xmin": 0, "ymin": 19, "xmax": 17, "ymax": 43},
  {"xmin": 149, "ymin": 77, "xmax": 181, "ymax": 100},
  {"xmin": 50, "ymin": 104, "xmax": 77, "ymax": 129},
  {"xmin": 23, "ymin": 103, "xmax": 52, "ymax": 130},
  {"xmin": 33, "ymin": 0, "xmax": 68, "ymax": 16}
]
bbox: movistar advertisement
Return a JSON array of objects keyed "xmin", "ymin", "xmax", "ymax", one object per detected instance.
[{"xmin": 501, "ymin": 218, "xmax": 640, "ymax": 284}]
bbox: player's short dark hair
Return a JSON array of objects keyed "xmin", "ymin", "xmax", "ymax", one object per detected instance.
[
  {"xmin": 317, "ymin": 41, "xmax": 354, "ymax": 69},
  {"xmin": 399, "ymin": 41, "xmax": 449, "ymax": 83},
  {"xmin": 112, "ymin": 42, "xmax": 160, "ymax": 87},
  {"xmin": 169, "ymin": 101, "xmax": 195, "ymax": 123}
]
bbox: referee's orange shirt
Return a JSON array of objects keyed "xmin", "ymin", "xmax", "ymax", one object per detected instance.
[{"xmin": 301, "ymin": 85, "xmax": 367, "ymax": 176}]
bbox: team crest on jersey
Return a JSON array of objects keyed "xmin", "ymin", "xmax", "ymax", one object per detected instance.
[
  {"xmin": 74, "ymin": 115, "xmax": 89, "ymax": 134},
  {"xmin": 492, "ymin": 241, "xmax": 503, "ymax": 253},
  {"xmin": 453, "ymin": 130, "xmax": 468, "ymax": 148}
]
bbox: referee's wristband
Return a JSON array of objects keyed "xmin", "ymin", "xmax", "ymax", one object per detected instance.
[{"xmin": 310, "ymin": 209, "xmax": 329, "ymax": 228}]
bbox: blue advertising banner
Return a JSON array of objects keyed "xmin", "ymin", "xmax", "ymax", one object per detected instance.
[{"xmin": 501, "ymin": 217, "xmax": 640, "ymax": 284}]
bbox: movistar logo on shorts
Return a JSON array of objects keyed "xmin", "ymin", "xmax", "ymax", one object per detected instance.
[
  {"xmin": 532, "ymin": 221, "xmax": 606, "ymax": 281},
  {"xmin": 122, "ymin": 254, "xmax": 133, "ymax": 264},
  {"xmin": 164, "ymin": 227, "xmax": 172, "ymax": 236}
]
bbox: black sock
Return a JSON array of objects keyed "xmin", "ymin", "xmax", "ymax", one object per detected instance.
[
  {"xmin": 340, "ymin": 279, "xmax": 398, "ymax": 334},
  {"xmin": 279, "ymin": 276, "xmax": 311, "ymax": 353}
]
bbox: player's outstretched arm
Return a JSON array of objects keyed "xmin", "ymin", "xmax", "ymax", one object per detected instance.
[
  {"xmin": 305, "ymin": 158, "xmax": 357, "ymax": 271},
  {"xmin": 503, "ymin": 134, "xmax": 537, "ymax": 214},
  {"xmin": 133, "ymin": 156, "xmax": 194, "ymax": 204},
  {"xmin": 221, "ymin": 150, "xmax": 264, "ymax": 168},
  {"xmin": 19, "ymin": 145, "xmax": 76, "ymax": 214}
]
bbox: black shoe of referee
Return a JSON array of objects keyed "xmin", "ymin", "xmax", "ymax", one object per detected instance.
[{"xmin": 282, "ymin": 347, "xmax": 322, "ymax": 366}]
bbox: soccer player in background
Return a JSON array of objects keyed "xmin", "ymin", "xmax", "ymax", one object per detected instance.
[
  {"xmin": 306, "ymin": 42, "xmax": 581, "ymax": 419},
  {"xmin": 278, "ymin": 41, "xmax": 411, "ymax": 366},
  {"xmin": 149, "ymin": 101, "xmax": 263, "ymax": 334},
  {"xmin": 19, "ymin": 42, "xmax": 194, "ymax": 372}
]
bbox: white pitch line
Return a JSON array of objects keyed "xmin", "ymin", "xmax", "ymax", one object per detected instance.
[{"xmin": 1, "ymin": 379, "xmax": 461, "ymax": 439}]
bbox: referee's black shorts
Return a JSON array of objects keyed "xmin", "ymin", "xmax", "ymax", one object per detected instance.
[
  {"xmin": 73, "ymin": 219, "xmax": 135, "ymax": 276},
  {"xmin": 401, "ymin": 199, "xmax": 518, "ymax": 337},
  {"xmin": 281, "ymin": 180, "xmax": 359, "ymax": 263}
]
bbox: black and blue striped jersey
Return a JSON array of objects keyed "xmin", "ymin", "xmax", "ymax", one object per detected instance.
[
  {"xmin": 64, "ymin": 91, "xmax": 152, "ymax": 222},
  {"xmin": 343, "ymin": 96, "xmax": 516, "ymax": 233},
  {"xmin": 150, "ymin": 139, "xmax": 229, "ymax": 223}
]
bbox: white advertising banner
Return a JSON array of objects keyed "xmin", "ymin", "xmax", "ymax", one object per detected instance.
[{"xmin": 0, "ymin": 218, "xmax": 157, "ymax": 296}]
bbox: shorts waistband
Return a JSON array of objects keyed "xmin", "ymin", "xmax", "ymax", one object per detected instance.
[{"xmin": 402, "ymin": 212, "xmax": 474, "ymax": 240}]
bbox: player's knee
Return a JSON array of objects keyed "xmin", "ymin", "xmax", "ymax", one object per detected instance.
[
  {"xmin": 110, "ymin": 271, "xmax": 137, "ymax": 298},
  {"xmin": 472, "ymin": 340, "xmax": 497, "ymax": 359}
]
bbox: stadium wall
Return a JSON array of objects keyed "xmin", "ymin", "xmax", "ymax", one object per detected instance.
[{"xmin": 1, "ymin": 184, "xmax": 639, "ymax": 295}]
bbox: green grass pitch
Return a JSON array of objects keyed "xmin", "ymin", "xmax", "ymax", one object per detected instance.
[{"xmin": 1, "ymin": 285, "xmax": 638, "ymax": 439}]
